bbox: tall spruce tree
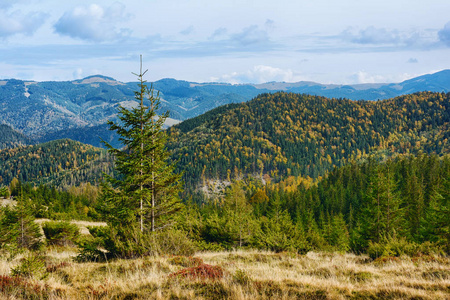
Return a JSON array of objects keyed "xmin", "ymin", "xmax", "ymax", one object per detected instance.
[{"xmin": 99, "ymin": 58, "xmax": 183, "ymax": 256}]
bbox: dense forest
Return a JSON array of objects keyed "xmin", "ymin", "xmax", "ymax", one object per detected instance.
[
  {"xmin": 0, "ymin": 139, "xmax": 114, "ymax": 188},
  {"xmin": 3, "ymin": 152, "xmax": 448, "ymax": 256},
  {"xmin": 167, "ymin": 91, "xmax": 450, "ymax": 189}
]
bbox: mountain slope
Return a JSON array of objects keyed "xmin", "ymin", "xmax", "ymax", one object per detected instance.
[
  {"xmin": 1, "ymin": 91, "xmax": 449, "ymax": 190},
  {"xmin": 0, "ymin": 139, "xmax": 114, "ymax": 187},
  {"xmin": 0, "ymin": 124, "xmax": 35, "ymax": 149},
  {"xmin": 167, "ymin": 91, "xmax": 450, "ymax": 188},
  {"xmin": 1, "ymin": 70, "xmax": 450, "ymax": 144}
]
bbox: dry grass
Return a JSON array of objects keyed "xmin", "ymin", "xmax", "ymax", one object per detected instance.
[{"xmin": 0, "ymin": 249, "xmax": 448, "ymax": 299}]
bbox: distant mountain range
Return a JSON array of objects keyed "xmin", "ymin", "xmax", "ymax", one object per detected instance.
[{"xmin": 0, "ymin": 69, "xmax": 449, "ymax": 147}]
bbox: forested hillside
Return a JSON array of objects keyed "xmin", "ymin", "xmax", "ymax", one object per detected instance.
[
  {"xmin": 0, "ymin": 124, "xmax": 34, "ymax": 149},
  {"xmin": 179, "ymin": 153, "xmax": 449, "ymax": 254},
  {"xmin": 0, "ymin": 139, "xmax": 114, "ymax": 187},
  {"xmin": 167, "ymin": 91, "xmax": 450, "ymax": 188}
]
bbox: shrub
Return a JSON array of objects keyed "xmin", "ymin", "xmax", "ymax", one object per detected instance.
[
  {"xmin": 169, "ymin": 264, "xmax": 224, "ymax": 280},
  {"xmin": 0, "ymin": 186, "xmax": 10, "ymax": 198},
  {"xmin": 148, "ymin": 229, "xmax": 197, "ymax": 256},
  {"xmin": 233, "ymin": 269, "xmax": 252, "ymax": 285},
  {"xmin": 168, "ymin": 256, "xmax": 203, "ymax": 267},
  {"xmin": 0, "ymin": 201, "xmax": 43, "ymax": 250},
  {"xmin": 11, "ymin": 253, "xmax": 47, "ymax": 279},
  {"xmin": 42, "ymin": 221, "xmax": 80, "ymax": 246},
  {"xmin": 77, "ymin": 226, "xmax": 197, "ymax": 261},
  {"xmin": 75, "ymin": 236, "xmax": 109, "ymax": 263},
  {"xmin": 367, "ymin": 235, "xmax": 444, "ymax": 260},
  {"xmin": 0, "ymin": 275, "xmax": 49, "ymax": 298}
]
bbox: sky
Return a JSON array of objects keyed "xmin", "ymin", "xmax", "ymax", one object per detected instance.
[{"xmin": 0, "ymin": 0, "xmax": 450, "ymax": 85}]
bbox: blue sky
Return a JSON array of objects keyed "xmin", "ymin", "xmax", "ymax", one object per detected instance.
[{"xmin": 1, "ymin": 0, "xmax": 449, "ymax": 84}]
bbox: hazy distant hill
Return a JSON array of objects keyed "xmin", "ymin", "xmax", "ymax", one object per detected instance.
[
  {"xmin": 0, "ymin": 124, "xmax": 35, "ymax": 149},
  {"xmin": 1, "ymin": 70, "xmax": 450, "ymax": 144}
]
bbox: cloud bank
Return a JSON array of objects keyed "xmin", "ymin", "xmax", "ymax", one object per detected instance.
[
  {"xmin": 0, "ymin": 9, "xmax": 47, "ymax": 38},
  {"xmin": 212, "ymin": 65, "xmax": 301, "ymax": 84},
  {"xmin": 54, "ymin": 3, "xmax": 132, "ymax": 42},
  {"xmin": 438, "ymin": 22, "xmax": 450, "ymax": 46}
]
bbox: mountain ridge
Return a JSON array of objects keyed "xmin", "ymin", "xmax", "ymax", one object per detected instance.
[{"xmin": 1, "ymin": 70, "xmax": 449, "ymax": 147}]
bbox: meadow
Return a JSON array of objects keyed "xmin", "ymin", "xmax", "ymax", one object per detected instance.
[{"xmin": 1, "ymin": 246, "xmax": 449, "ymax": 299}]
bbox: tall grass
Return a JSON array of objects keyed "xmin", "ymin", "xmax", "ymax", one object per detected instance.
[{"xmin": 0, "ymin": 248, "xmax": 448, "ymax": 299}]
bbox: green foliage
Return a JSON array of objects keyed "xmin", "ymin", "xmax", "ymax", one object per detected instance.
[
  {"xmin": 184, "ymin": 153, "xmax": 449, "ymax": 255},
  {"xmin": 11, "ymin": 253, "xmax": 47, "ymax": 279},
  {"xmin": 6, "ymin": 181, "xmax": 102, "ymax": 221},
  {"xmin": 0, "ymin": 197, "xmax": 42, "ymax": 250},
  {"xmin": 100, "ymin": 68, "xmax": 183, "ymax": 233},
  {"xmin": 0, "ymin": 186, "xmax": 9, "ymax": 198},
  {"xmin": 77, "ymin": 226, "xmax": 196, "ymax": 261},
  {"xmin": 42, "ymin": 221, "xmax": 80, "ymax": 246},
  {"xmin": 255, "ymin": 197, "xmax": 309, "ymax": 253},
  {"xmin": 326, "ymin": 214, "xmax": 350, "ymax": 252},
  {"xmin": 147, "ymin": 228, "xmax": 197, "ymax": 256},
  {"xmin": 366, "ymin": 235, "xmax": 443, "ymax": 260}
]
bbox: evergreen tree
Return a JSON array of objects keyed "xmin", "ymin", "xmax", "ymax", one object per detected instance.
[
  {"xmin": 328, "ymin": 214, "xmax": 350, "ymax": 252},
  {"xmin": 420, "ymin": 178, "xmax": 450, "ymax": 252},
  {"xmin": 357, "ymin": 161, "xmax": 403, "ymax": 249},
  {"xmin": 98, "ymin": 58, "xmax": 183, "ymax": 257},
  {"xmin": 0, "ymin": 196, "xmax": 42, "ymax": 250},
  {"xmin": 222, "ymin": 182, "xmax": 255, "ymax": 248}
]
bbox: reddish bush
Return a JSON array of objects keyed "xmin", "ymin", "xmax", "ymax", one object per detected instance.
[
  {"xmin": 0, "ymin": 275, "xmax": 49, "ymax": 297},
  {"xmin": 46, "ymin": 261, "xmax": 71, "ymax": 273},
  {"xmin": 169, "ymin": 264, "xmax": 224, "ymax": 280}
]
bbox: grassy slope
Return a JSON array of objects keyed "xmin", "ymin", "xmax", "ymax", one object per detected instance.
[{"xmin": 0, "ymin": 248, "xmax": 448, "ymax": 299}]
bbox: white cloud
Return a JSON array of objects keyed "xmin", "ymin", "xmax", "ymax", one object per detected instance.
[
  {"xmin": 341, "ymin": 26, "xmax": 437, "ymax": 48},
  {"xmin": 212, "ymin": 65, "xmax": 301, "ymax": 84},
  {"xmin": 230, "ymin": 25, "xmax": 270, "ymax": 46},
  {"xmin": 0, "ymin": 9, "xmax": 48, "ymax": 38},
  {"xmin": 54, "ymin": 3, "xmax": 132, "ymax": 42},
  {"xmin": 349, "ymin": 71, "xmax": 413, "ymax": 84},
  {"xmin": 342, "ymin": 26, "xmax": 401, "ymax": 44},
  {"xmin": 438, "ymin": 21, "xmax": 450, "ymax": 46}
]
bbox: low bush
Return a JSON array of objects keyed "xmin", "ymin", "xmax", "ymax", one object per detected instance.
[
  {"xmin": 11, "ymin": 253, "xmax": 47, "ymax": 279},
  {"xmin": 169, "ymin": 264, "xmax": 224, "ymax": 280},
  {"xmin": 42, "ymin": 221, "xmax": 80, "ymax": 246},
  {"xmin": 0, "ymin": 275, "xmax": 50, "ymax": 298},
  {"xmin": 367, "ymin": 235, "xmax": 444, "ymax": 260},
  {"xmin": 77, "ymin": 226, "xmax": 197, "ymax": 261},
  {"xmin": 149, "ymin": 229, "xmax": 197, "ymax": 256},
  {"xmin": 168, "ymin": 256, "xmax": 203, "ymax": 267}
]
